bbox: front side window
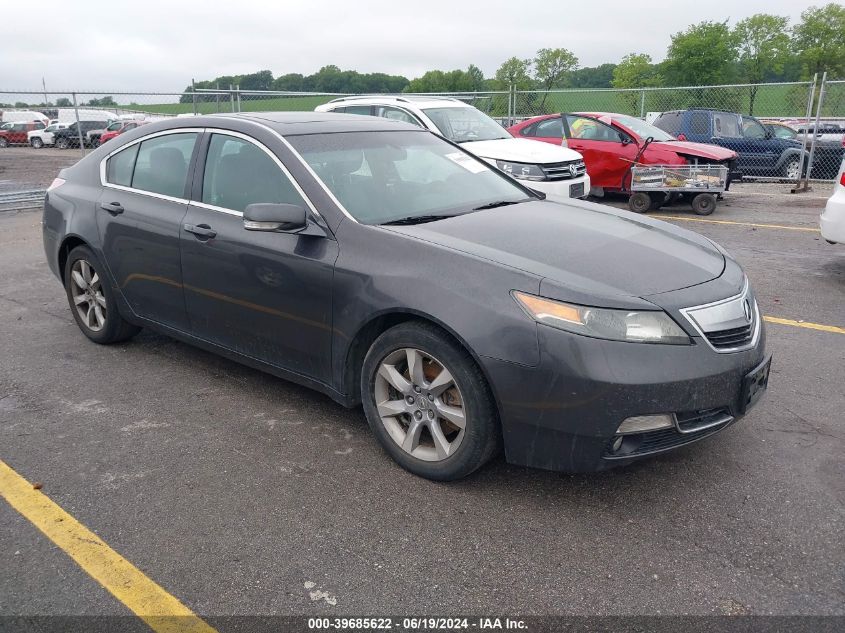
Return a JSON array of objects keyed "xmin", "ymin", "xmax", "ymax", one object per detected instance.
[
  {"xmin": 742, "ymin": 117, "xmax": 767, "ymax": 139},
  {"xmin": 131, "ymin": 132, "xmax": 198, "ymax": 198},
  {"xmin": 201, "ymin": 134, "xmax": 306, "ymax": 213},
  {"xmin": 106, "ymin": 122, "xmax": 122, "ymax": 131},
  {"xmin": 422, "ymin": 107, "xmax": 511, "ymax": 143},
  {"xmin": 772, "ymin": 125, "xmax": 796, "ymax": 140},
  {"xmin": 565, "ymin": 115, "xmax": 623, "ymax": 142},
  {"xmin": 288, "ymin": 130, "xmax": 533, "ymax": 225}
]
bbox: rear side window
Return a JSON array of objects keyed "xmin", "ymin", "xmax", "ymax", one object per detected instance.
[
  {"xmin": 131, "ymin": 132, "xmax": 198, "ymax": 198},
  {"xmin": 713, "ymin": 113, "xmax": 741, "ymax": 138},
  {"xmin": 374, "ymin": 106, "xmax": 423, "ymax": 127},
  {"xmin": 689, "ymin": 112, "xmax": 709, "ymax": 135},
  {"xmin": 201, "ymin": 134, "xmax": 306, "ymax": 213},
  {"xmin": 106, "ymin": 143, "xmax": 139, "ymax": 186},
  {"xmin": 534, "ymin": 117, "xmax": 564, "ymax": 138}
]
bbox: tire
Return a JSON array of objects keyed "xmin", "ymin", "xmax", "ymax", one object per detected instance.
[
  {"xmin": 627, "ymin": 192, "xmax": 652, "ymax": 213},
  {"xmin": 691, "ymin": 193, "xmax": 717, "ymax": 216},
  {"xmin": 64, "ymin": 245, "xmax": 140, "ymax": 344},
  {"xmin": 0, "ymin": 138, "xmax": 8, "ymax": 148},
  {"xmin": 783, "ymin": 158, "xmax": 801, "ymax": 180},
  {"xmin": 361, "ymin": 321, "xmax": 500, "ymax": 481},
  {"xmin": 55, "ymin": 136, "xmax": 70, "ymax": 150},
  {"xmin": 30, "ymin": 137, "xmax": 44, "ymax": 149}
]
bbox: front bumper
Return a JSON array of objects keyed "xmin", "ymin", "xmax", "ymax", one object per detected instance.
[
  {"xmin": 531, "ymin": 173, "xmax": 591, "ymax": 201},
  {"xmin": 481, "ymin": 321, "xmax": 767, "ymax": 473}
]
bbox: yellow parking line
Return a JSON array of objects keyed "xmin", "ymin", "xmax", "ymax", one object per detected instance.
[
  {"xmin": 0, "ymin": 459, "xmax": 217, "ymax": 633},
  {"xmin": 652, "ymin": 215, "xmax": 820, "ymax": 232},
  {"xmin": 763, "ymin": 316, "xmax": 845, "ymax": 334}
]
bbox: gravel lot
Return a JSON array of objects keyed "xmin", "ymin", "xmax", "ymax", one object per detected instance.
[{"xmin": 0, "ymin": 152, "xmax": 843, "ymax": 627}]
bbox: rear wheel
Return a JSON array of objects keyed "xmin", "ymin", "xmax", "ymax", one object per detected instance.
[
  {"xmin": 55, "ymin": 136, "xmax": 70, "ymax": 149},
  {"xmin": 64, "ymin": 245, "xmax": 140, "ymax": 344},
  {"xmin": 783, "ymin": 158, "xmax": 802, "ymax": 180},
  {"xmin": 30, "ymin": 137, "xmax": 44, "ymax": 149},
  {"xmin": 361, "ymin": 322, "xmax": 500, "ymax": 480},
  {"xmin": 691, "ymin": 193, "xmax": 717, "ymax": 215}
]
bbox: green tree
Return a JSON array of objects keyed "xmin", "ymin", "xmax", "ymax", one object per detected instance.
[
  {"xmin": 663, "ymin": 21, "xmax": 737, "ymax": 86},
  {"xmin": 55, "ymin": 97, "xmax": 71, "ymax": 107},
  {"xmin": 570, "ymin": 63, "xmax": 617, "ymax": 88},
  {"xmin": 733, "ymin": 14, "xmax": 791, "ymax": 114},
  {"xmin": 792, "ymin": 3, "xmax": 845, "ymax": 78},
  {"xmin": 612, "ymin": 53, "xmax": 662, "ymax": 114},
  {"xmin": 494, "ymin": 57, "xmax": 532, "ymax": 90},
  {"xmin": 533, "ymin": 48, "xmax": 578, "ymax": 110}
]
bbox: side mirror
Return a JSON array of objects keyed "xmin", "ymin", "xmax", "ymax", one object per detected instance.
[{"xmin": 244, "ymin": 203, "xmax": 307, "ymax": 232}]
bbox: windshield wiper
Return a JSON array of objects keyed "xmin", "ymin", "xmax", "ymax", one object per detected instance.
[
  {"xmin": 472, "ymin": 200, "xmax": 522, "ymax": 211},
  {"xmin": 380, "ymin": 214, "xmax": 456, "ymax": 226}
]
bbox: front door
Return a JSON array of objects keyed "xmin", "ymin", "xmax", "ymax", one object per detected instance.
[
  {"xmin": 562, "ymin": 114, "xmax": 639, "ymax": 190},
  {"xmin": 96, "ymin": 130, "xmax": 200, "ymax": 331},
  {"xmin": 179, "ymin": 131, "xmax": 338, "ymax": 382}
]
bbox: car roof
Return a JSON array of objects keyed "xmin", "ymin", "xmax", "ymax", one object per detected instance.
[
  {"xmin": 157, "ymin": 111, "xmax": 424, "ymax": 135},
  {"xmin": 323, "ymin": 95, "xmax": 470, "ymax": 109}
]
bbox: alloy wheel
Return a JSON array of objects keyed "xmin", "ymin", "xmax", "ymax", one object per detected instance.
[
  {"xmin": 70, "ymin": 259, "xmax": 107, "ymax": 332},
  {"xmin": 785, "ymin": 159, "xmax": 801, "ymax": 180},
  {"xmin": 373, "ymin": 348, "xmax": 466, "ymax": 462}
]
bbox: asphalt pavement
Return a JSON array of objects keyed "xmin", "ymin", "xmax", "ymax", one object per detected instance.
[{"xmin": 0, "ymin": 192, "xmax": 843, "ymax": 624}]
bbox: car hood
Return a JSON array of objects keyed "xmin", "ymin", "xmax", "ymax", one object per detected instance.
[
  {"xmin": 652, "ymin": 140, "xmax": 737, "ymax": 160},
  {"xmin": 461, "ymin": 137, "xmax": 583, "ymax": 164},
  {"xmin": 383, "ymin": 200, "xmax": 725, "ymax": 305}
]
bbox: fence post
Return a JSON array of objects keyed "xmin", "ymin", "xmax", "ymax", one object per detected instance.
[
  {"xmin": 229, "ymin": 84, "xmax": 235, "ymax": 113},
  {"xmin": 191, "ymin": 79, "xmax": 197, "ymax": 116},
  {"xmin": 508, "ymin": 84, "xmax": 514, "ymax": 126},
  {"xmin": 237, "ymin": 84, "xmax": 242, "ymax": 113},
  {"xmin": 805, "ymin": 72, "xmax": 827, "ymax": 189},
  {"xmin": 794, "ymin": 75, "xmax": 817, "ymax": 192},
  {"xmin": 639, "ymin": 90, "xmax": 646, "ymax": 118},
  {"xmin": 216, "ymin": 82, "xmax": 220, "ymax": 113},
  {"xmin": 71, "ymin": 92, "xmax": 85, "ymax": 157}
]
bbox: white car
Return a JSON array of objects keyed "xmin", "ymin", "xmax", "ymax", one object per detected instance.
[
  {"xmin": 820, "ymin": 157, "xmax": 845, "ymax": 244},
  {"xmin": 316, "ymin": 96, "xmax": 590, "ymax": 201},
  {"xmin": 28, "ymin": 122, "xmax": 68, "ymax": 148}
]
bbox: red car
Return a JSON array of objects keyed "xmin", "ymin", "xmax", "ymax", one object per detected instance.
[
  {"xmin": 0, "ymin": 121, "xmax": 46, "ymax": 147},
  {"xmin": 508, "ymin": 112, "xmax": 737, "ymax": 193},
  {"xmin": 98, "ymin": 120, "xmax": 146, "ymax": 145}
]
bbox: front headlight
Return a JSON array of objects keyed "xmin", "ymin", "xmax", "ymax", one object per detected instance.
[
  {"xmin": 495, "ymin": 160, "xmax": 546, "ymax": 181},
  {"xmin": 513, "ymin": 291, "xmax": 691, "ymax": 345}
]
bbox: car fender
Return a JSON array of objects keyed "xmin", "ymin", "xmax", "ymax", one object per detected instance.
[{"xmin": 773, "ymin": 147, "xmax": 808, "ymax": 170}]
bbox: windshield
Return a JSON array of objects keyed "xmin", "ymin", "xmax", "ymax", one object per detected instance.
[
  {"xmin": 607, "ymin": 114, "xmax": 676, "ymax": 142},
  {"xmin": 288, "ymin": 131, "xmax": 533, "ymax": 225},
  {"xmin": 422, "ymin": 107, "xmax": 511, "ymax": 143}
]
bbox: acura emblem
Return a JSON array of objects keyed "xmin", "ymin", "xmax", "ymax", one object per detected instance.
[{"xmin": 743, "ymin": 299, "xmax": 752, "ymax": 322}]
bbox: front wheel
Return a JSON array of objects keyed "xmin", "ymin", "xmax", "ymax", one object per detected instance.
[
  {"xmin": 0, "ymin": 138, "xmax": 8, "ymax": 148},
  {"xmin": 627, "ymin": 192, "xmax": 652, "ymax": 213},
  {"xmin": 361, "ymin": 322, "xmax": 500, "ymax": 480},
  {"xmin": 30, "ymin": 137, "xmax": 44, "ymax": 149},
  {"xmin": 64, "ymin": 245, "xmax": 140, "ymax": 344}
]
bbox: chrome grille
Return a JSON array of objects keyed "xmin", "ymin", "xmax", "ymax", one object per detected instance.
[
  {"xmin": 680, "ymin": 280, "xmax": 760, "ymax": 353},
  {"xmin": 541, "ymin": 160, "xmax": 586, "ymax": 181}
]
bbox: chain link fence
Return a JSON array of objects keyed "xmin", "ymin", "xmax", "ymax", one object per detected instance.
[{"xmin": 1, "ymin": 78, "xmax": 843, "ymax": 186}]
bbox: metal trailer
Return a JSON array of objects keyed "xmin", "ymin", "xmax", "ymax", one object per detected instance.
[{"xmin": 627, "ymin": 164, "xmax": 729, "ymax": 215}]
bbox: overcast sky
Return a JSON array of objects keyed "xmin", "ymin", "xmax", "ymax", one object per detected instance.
[{"xmin": 0, "ymin": 0, "xmax": 820, "ymax": 94}]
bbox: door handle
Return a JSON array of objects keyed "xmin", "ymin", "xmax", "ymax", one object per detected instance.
[
  {"xmin": 183, "ymin": 223, "xmax": 217, "ymax": 239},
  {"xmin": 100, "ymin": 201, "xmax": 124, "ymax": 215}
]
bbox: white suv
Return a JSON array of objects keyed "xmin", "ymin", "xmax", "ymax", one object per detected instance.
[
  {"xmin": 316, "ymin": 96, "xmax": 590, "ymax": 201},
  {"xmin": 28, "ymin": 122, "xmax": 68, "ymax": 148}
]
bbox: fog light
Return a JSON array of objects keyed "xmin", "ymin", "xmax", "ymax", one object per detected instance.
[
  {"xmin": 617, "ymin": 414, "xmax": 674, "ymax": 435},
  {"xmin": 611, "ymin": 436, "xmax": 624, "ymax": 453}
]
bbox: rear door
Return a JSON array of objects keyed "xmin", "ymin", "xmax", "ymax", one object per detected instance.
[
  {"xmin": 710, "ymin": 112, "xmax": 748, "ymax": 169},
  {"xmin": 523, "ymin": 116, "xmax": 565, "ymax": 146},
  {"xmin": 96, "ymin": 129, "xmax": 201, "ymax": 331},
  {"xmin": 740, "ymin": 116, "xmax": 775, "ymax": 174},
  {"xmin": 561, "ymin": 114, "xmax": 638, "ymax": 189}
]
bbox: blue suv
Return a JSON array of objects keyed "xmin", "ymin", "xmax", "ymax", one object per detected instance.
[{"xmin": 653, "ymin": 109, "xmax": 806, "ymax": 179}]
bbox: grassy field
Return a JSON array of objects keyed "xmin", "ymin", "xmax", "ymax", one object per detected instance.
[{"xmin": 123, "ymin": 83, "xmax": 842, "ymax": 120}]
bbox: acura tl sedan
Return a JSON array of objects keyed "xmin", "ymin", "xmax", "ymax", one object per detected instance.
[{"xmin": 42, "ymin": 112, "xmax": 771, "ymax": 480}]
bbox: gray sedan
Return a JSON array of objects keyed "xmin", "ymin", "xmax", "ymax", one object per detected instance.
[{"xmin": 42, "ymin": 112, "xmax": 770, "ymax": 480}]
